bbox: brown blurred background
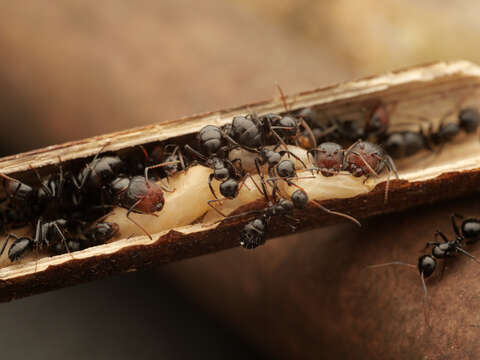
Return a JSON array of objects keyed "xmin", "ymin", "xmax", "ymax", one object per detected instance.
[{"xmin": 1, "ymin": 1, "xmax": 480, "ymax": 359}]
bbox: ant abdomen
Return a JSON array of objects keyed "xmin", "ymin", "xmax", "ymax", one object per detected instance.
[
  {"xmin": 198, "ymin": 125, "xmax": 225, "ymax": 155},
  {"xmin": 461, "ymin": 219, "xmax": 480, "ymax": 244},
  {"xmin": 8, "ymin": 237, "xmax": 32, "ymax": 262},
  {"xmin": 418, "ymin": 255, "xmax": 436, "ymax": 278}
]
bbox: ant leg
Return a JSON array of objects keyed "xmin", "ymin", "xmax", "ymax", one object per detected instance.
[
  {"xmin": 144, "ymin": 160, "xmax": 181, "ymax": 182},
  {"xmin": 434, "ymin": 231, "xmax": 449, "ymax": 243},
  {"xmin": 184, "ymin": 145, "xmax": 208, "ymax": 162},
  {"xmin": 138, "ymin": 145, "xmax": 150, "ymax": 163},
  {"xmin": 243, "ymin": 173, "xmax": 264, "ymax": 196},
  {"xmin": 126, "ymin": 200, "xmax": 153, "ymax": 240},
  {"xmin": 283, "ymin": 215, "xmax": 299, "ymax": 232},
  {"xmin": 451, "ymin": 213, "xmax": 462, "ymax": 237},
  {"xmin": 269, "ymin": 127, "xmax": 290, "ymax": 152},
  {"xmin": 57, "ymin": 156, "xmax": 65, "ymax": 201},
  {"xmin": 278, "ymin": 150, "xmax": 308, "ymax": 169},
  {"xmin": 455, "ymin": 247, "xmax": 480, "ymax": 264},
  {"xmin": 343, "ymin": 140, "xmax": 362, "ymax": 160},
  {"xmin": 383, "ymin": 166, "xmax": 391, "ymax": 204},
  {"xmin": 208, "ymin": 173, "xmax": 218, "ymax": 199},
  {"xmin": 28, "ymin": 165, "xmax": 52, "ymax": 197},
  {"xmin": 76, "ymin": 142, "xmax": 111, "ymax": 190},
  {"xmin": 207, "ymin": 199, "xmax": 229, "ymax": 218},
  {"xmin": 53, "ymin": 223, "xmax": 74, "ymax": 259},
  {"xmin": 311, "ymin": 199, "xmax": 361, "ymax": 227},
  {"xmin": 254, "ymin": 158, "xmax": 269, "ymax": 202},
  {"xmin": 350, "ymin": 151, "xmax": 379, "ymax": 178},
  {"xmin": 306, "ymin": 149, "xmax": 316, "ymax": 166},
  {"xmin": 297, "ymin": 117, "xmax": 317, "ymax": 149},
  {"xmin": 177, "ymin": 148, "xmax": 187, "ymax": 172}
]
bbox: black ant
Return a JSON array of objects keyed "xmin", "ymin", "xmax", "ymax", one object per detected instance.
[
  {"xmin": 0, "ymin": 173, "xmax": 39, "ymax": 224},
  {"xmin": 0, "ymin": 218, "xmax": 75, "ymax": 262},
  {"xmin": 75, "ymin": 153, "xmax": 125, "ymax": 192},
  {"xmin": 343, "ymin": 140, "xmax": 399, "ymax": 202},
  {"xmin": 54, "ymin": 221, "xmax": 119, "ymax": 254},
  {"xmin": 0, "ymin": 158, "xmax": 72, "ymax": 222},
  {"xmin": 228, "ymin": 101, "xmax": 315, "ymax": 153},
  {"xmin": 380, "ymin": 126, "xmax": 427, "ymax": 159},
  {"xmin": 184, "ymin": 144, "xmax": 241, "ymax": 198},
  {"xmin": 369, "ymin": 213, "xmax": 480, "ymax": 326}
]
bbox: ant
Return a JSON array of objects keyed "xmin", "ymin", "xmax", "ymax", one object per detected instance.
[
  {"xmin": 369, "ymin": 213, "xmax": 480, "ymax": 326},
  {"xmin": 75, "ymin": 153, "xmax": 125, "ymax": 192},
  {"xmin": 53, "ymin": 221, "xmax": 119, "ymax": 254},
  {"xmin": 343, "ymin": 140, "xmax": 399, "ymax": 202},
  {"xmin": 109, "ymin": 175, "xmax": 169, "ymax": 240},
  {"xmin": 0, "ymin": 218, "xmax": 75, "ymax": 262},
  {"xmin": 184, "ymin": 144, "xmax": 242, "ymax": 199},
  {"xmin": 380, "ymin": 126, "xmax": 426, "ymax": 159},
  {"xmin": 228, "ymin": 90, "xmax": 315, "ymax": 153},
  {"xmin": 0, "ymin": 157, "xmax": 73, "ymax": 222}
]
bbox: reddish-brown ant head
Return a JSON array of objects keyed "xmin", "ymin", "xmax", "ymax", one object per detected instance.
[
  {"xmin": 366, "ymin": 104, "xmax": 389, "ymax": 136},
  {"xmin": 344, "ymin": 141, "xmax": 385, "ymax": 177},
  {"xmin": 311, "ymin": 142, "xmax": 344, "ymax": 177}
]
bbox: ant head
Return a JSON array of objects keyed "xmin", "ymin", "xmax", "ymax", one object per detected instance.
[
  {"xmin": 418, "ymin": 255, "xmax": 436, "ymax": 278},
  {"xmin": 276, "ymin": 160, "xmax": 296, "ymax": 178},
  {"xmin": 219, "ymin": 178, "xmax": 239, "ymax": 199},
  {"xmin": 291, "ymin": 189, "xmax": 308, "ymax": 209}
]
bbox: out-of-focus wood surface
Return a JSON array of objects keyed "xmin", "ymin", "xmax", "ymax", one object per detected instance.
[{"xmin": 1, "ymin": 1, "xmax": 480, "ymax": 359}]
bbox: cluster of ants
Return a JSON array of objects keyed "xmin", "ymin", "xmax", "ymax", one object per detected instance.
[{"xmin": 0, "ymin": 87, "xmax": 479, "ymax": 267}]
